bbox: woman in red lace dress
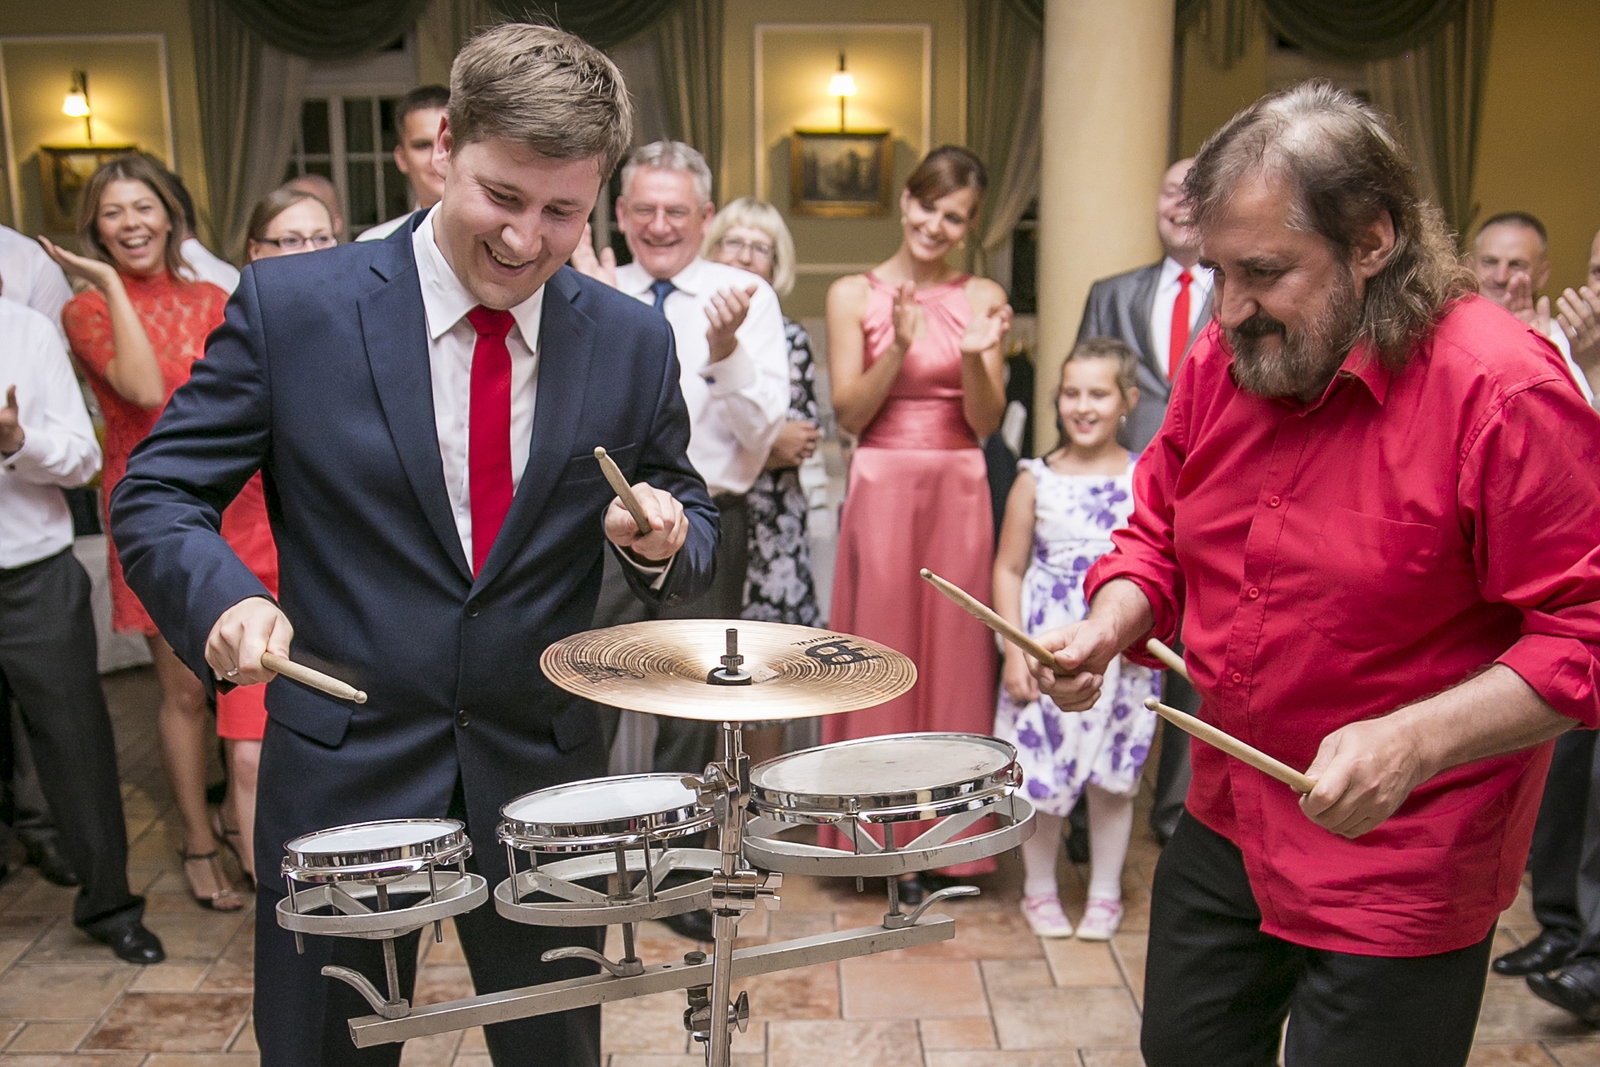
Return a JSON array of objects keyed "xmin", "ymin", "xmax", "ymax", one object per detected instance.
[{"xmin": 44, "ymin": 156, "xmax": 273, "ymax": 911}]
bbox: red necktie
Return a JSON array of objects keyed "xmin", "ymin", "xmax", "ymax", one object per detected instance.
[
  {"xmin": 1169, "ymin": 269, "xmax": 1193, "ymax": 382},
  {"xmin": 466, "ymin": 306, "xmax": 515, "ymax": 576}
]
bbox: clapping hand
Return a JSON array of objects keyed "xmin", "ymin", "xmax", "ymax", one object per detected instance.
[
  {"xmin": 1504, "ymin": 272, "xmax": 1553, "ymax": 332},
  {"xmin": 705, "ymin": 284, "xmax": 757, "ymax": 363},
  {"xmin": 37, "ymin": 236, "xmax": 119, "ymax": 292},
  {"xmin": 766, "ymin": 419, "xmax": 820, "ymax": 469},
  {"xmin": 889, "ymin": 281, "xmax": 924, "ymax": 354},
  {"xmin": 1557, "ymin": 285, "xmax": 1600, "ymax": 370},
  {"xmin": 961, "ymin": 300, "xmax": 1014, "ymax": 357},
  {"xmin": 0, "ymin": 386, "xmax": 21, "ymax": 456},
  {"xmin": 569, "ymin": 223, "xmax": 618, "ymax": 288}
]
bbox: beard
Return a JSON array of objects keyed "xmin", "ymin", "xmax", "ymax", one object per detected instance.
[{"xmin": 1227, "ymin": 266, "xmax": 1363, "ymax": 400}]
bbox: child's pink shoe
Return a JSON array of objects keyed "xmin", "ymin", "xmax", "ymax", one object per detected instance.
[
  {"xmin": 1021, "ymin": 892, "xmax": 1074, "ymax": 938},
  {"xmin": 1075, "ymin": 896, "xmax": 1124, "ymax": 941}
]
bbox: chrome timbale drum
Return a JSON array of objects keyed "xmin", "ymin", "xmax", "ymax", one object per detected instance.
[
  {"xmin": 283, "ymin": 818, "xmax": 472, "ymax": 884},
  {"xmin": 742, "ymin": 733, "xmax": 1035, "ymax": 878},
  {"xmin": 494, "ymin": 774, "xmax": 720, "ymax": 927}
]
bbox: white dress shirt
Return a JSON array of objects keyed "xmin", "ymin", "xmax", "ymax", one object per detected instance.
[
  {"xmin": 0, "ymin": 299, "xmax": 102, "ymax": 569},
  {"xmin": 179, "ymin": 236, "xmax": 241, "ymax": 294},
  {"xmin": 1148, "ymin": 257, "xmax": 1214, "ymax": 377},
  {"xmin": 615, "ymin": 257, "xmax": 788, "ymax": 496},
  {"xmin": 0, "ymin": 224, "xmax": 72, "ymax": 336},
  {"xmin": 357, "ymin": 214, "xmax": 412, "ymax": 243},
  {"xmin": 413, "ymin": 207, "xmax": 542, "ymax": 565},
  {"xmin": 1541, "ymin": 318, "xmax": 1596, "ymax": 404}
]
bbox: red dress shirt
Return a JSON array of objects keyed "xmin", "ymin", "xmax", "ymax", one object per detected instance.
[{"xmin": 1087, "ymin": 294, "xmax": 1600, "ymax": 957}]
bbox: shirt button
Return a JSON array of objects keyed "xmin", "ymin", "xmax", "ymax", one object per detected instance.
[
  {"xmin": 1268, "ymin": 495, "xmax": 1281, "ymax": 508},
  {"xmin": 456, "ymin": 709, "xmax": 471, "ymax": 728},
  {"xmin": 1248, "ymin": 587, "xmax": 1260, "ymax": 599},
  {"xmin": 1231, "ymin": 672, "xmax": 1244, "ymax": 684}
]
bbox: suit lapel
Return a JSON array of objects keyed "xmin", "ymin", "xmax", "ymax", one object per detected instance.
[
  {"xmin": 358, "ymin": 249, "xmax": 473, "ymax": 582},
  {"xmin": 473, "ymin": 268, "xmax": 593, "ymax": 591},
  {"xmin": 1128, "ymin": 264, "xmax": 1163, "ymax": 397}
]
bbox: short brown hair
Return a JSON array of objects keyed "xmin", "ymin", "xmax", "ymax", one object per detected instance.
[
  {"xmin": 448, "ymin": 23, "xmax": 634, "ymax": 177},
  {"xmin": 905, "ymin": 146, "xmax": 987, "ymax": 213},
  {"xmin": 1186, "ymin": 81, "xmax": 1475, "ymax": 368},
  {"xmin": 246, "ymin": 188, "xmax": 333, "ymax": 249},
  {"xmin": 76, "ymin": 154, "xmax": 190, "ymax": 279}
]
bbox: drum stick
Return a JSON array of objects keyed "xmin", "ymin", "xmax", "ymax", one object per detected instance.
[
  {"xmin": 261, "ymin": 652, "xmax": 368, "ymax": 704},
  {"xmin": 594, "ymin": 447, "xmax": 651, "ymax": 536},
  {"xmin": 920, "ymin": 569, "xmax": 1057, "ymax": 665},
  {"xmin": 1145, "ymin": 638, "xmax": 1191, "ymax": 683},
  {"xmin": 1144, "ymin": 697, "xmax": 1314, "ymax": 794}
]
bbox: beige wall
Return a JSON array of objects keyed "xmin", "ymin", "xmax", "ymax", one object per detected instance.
[
  {"xmin": 722, "ymin": 0, "xmax": 967, "ymax": 317},
  {"xmin": 1177, "ymin": 1, "xmax": 1600, "ymax": 294},
  {"xmin": 0, "ymin": 0, "xmax": 207, "ymax": 245}
]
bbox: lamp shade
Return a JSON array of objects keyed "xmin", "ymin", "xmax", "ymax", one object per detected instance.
[
  {"xmin": 829, "ymin": 71, "xmax": 857, "ymax": 98},
  {"xmin": 62, "ymin": 90, "xmax": 89, "ymax": 118}
]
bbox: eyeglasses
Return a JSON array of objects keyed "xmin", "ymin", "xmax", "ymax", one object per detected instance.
[
  {"xmin": 258, "ymin": 233, "xmax": 337, "ymax": 251},
  {"xmin": 719, "ymin": 236, "xmax": 774, "ymax": 261},
  {"xmin": 628, "ymin": 204, "xmax": 695, "ymax": 224}
]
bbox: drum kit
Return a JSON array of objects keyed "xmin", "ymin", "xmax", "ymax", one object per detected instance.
[{"xmin": 276, "ymin": 619, "xmax": 1037, "ymax": 1066}]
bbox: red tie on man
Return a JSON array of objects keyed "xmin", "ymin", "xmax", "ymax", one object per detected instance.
[
  {"xmin": 1169, "ymin": 269, "xmax": 1193, "ymax": 382},
  {"xmin": 466, "ymin": 306, "xmax": 516, "ymax": 576}
]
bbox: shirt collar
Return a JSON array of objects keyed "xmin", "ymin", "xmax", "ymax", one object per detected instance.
[
  {"xmin": 413, "ymin": 206, "xmax": 543, "ymax": 345},
  {"xmin": 1332, "ymin": 340, "xmax": 1392, "ymax": 405},
  {"xmin": 619, "ymin": 255, "xmax": 709, "ymax": 298},
  {"xmin": 1160, "ymin": 256, "xmax": 1213, "ymax": 290}
]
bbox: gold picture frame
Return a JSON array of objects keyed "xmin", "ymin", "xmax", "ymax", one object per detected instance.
[
  {"xmin": 39, "ymin": 145, "xmax": 137, "ymax": 231},
  {"xmin": 789, "ymin": 129, "xmax": 893, "ymax": 218}
]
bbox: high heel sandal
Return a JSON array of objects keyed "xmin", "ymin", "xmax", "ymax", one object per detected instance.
[
  {"xmin": 179, "ymin": 848, "xmax": 244, "ymax": 912},
  {"xmin": 209, "ymin": 807, "xmax": 254, "ymax": 888}
]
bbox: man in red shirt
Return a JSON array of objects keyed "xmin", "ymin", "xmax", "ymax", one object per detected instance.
[{"xmin": 1035, "ymin": 83, "xmax": 1600, "ymax": 1067}]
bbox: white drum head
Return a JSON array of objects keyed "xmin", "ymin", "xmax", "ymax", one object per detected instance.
[
  {"xmin": 753, "ymin": 735, "xmax": 1012, "ymax": 796},
  {"xmin": 287, "ymin": 818, "xmax": 462, "ymax": 857},
  {"xmin": 502, "ymin": 777, "xmax": 699, "ymax": 826}
]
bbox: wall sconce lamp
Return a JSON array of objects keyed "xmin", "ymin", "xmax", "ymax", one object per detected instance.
[
  {"xmin": 829, "ymin": 52, "xmax": 856, "ymax": 132},
  {"xmin": 63, "ymin": 70, "xmax": 92, "ymax": 143}
]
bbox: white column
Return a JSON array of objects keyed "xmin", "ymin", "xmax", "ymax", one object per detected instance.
[{"xmin": 1034, "ymin": 0, "xmax": 1175, "ymax": 454}]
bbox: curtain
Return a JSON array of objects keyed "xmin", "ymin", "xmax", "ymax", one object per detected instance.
[
  {"xmin": 1258, "ymin": 0, "xmax": 1467, "ymax": 61},
  {"xmin": 495, "ymin": 0, "xmax": 679, "ymax": 51},
  {"xmin": 1180, "ymin": 0, "xmax": 1257, "ymax": 71},
  {"xmin": 1365, "ymin": 0, "xmax": 1493, "ymax": 241},
  {"xmin": 652, "ymin": 0, "xmax": 724, "ymax": 198},
  {"xmin": 966, "ymin": 0, "xmax": 1041, "ymax": 283},
  {"xmin": 416, "ymin": 0, "xmax": 499, "ymax": 84},
  {"xmin": 190, "ymin": 0, "xmax": 309, "ymax": 259},
  {"xmin": 215, "ymin": 0, "xmax": 432, "ymax": 59}
]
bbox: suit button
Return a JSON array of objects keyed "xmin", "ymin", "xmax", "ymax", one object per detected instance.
[
  {"xmin": 466, "ymin": 602, "xmax": 480, "ymax": 618},
  {"xmin": 456, "ymin": 709, "xmax": 471, "ymax": 728}
]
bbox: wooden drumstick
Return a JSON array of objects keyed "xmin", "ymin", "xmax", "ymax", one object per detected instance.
[
  {"xmin": 594, "ymin": 447, "xmax": 651, "ymax": 535},
  {"xmin": 1145, "ymin": 637, "xmax": 1192, "ymax": 682},
  {"xmin": 1144, "ymin": 697, "xmax": 1314, "ymax": 794},
  {"xmin": 921, "ymin": 569, "xmax": 1057, "ymax": 664},
  {"xmin": 261, "ymin": 652, "xmax": 368, "ymax": 704}
]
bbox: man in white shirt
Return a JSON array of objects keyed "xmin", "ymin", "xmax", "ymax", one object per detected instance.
[
  {"xmin": 156, "ymin": 165, "xmax": 241, "ymax": 294},
  {"xmin": 358, "ymin": 85, "xmax": 450, "ymax": 243},
  {"xmin": 0, "ymin": 291, "xmax": 163, "ymax": 964},
  {"xmin": 0, "ymin": 224, "xmax": 72, "ymax": 329},
  {"xmin": 1470, "ymin": 211, "xmax": 1595, "ymax": 404}
]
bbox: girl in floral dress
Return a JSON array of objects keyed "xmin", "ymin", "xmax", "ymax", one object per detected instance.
[{"xmin": 993, "ymin": 337, "xmax": 1158, "ymax": 940}]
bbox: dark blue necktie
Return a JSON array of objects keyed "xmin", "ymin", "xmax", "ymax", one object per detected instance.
[{"xmin": 649, "ymin": 278, "xmax": 675, "ymax": 313}]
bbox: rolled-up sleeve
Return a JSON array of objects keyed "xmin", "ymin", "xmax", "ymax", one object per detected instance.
[{"xmin": 1466, "ymin": 379, "xmax": 1600, "ymax": 728}]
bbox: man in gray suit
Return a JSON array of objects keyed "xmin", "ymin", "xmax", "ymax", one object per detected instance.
[
  {"xmin": 1077, "ymin": 158, "xmax": 1213, "ymax": 451},
  {"xmin": 1074, "ymin": 157, "xmax": 1212, "ymax": 843}
]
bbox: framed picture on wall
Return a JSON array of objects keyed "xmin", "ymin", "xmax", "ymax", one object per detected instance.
[
  {"xmin": 789, "ymin": 129, "xmax": 893, "ymax": 218},
  {"xmin": 39, "ymin": 145, "xmax": 137, "ymax": 231}
]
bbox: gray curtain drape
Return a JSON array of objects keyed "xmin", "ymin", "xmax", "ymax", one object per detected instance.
[
  {"xmin": 966, "ymin": 0, "xmax": 1041, "ymax": 283},
  {"xmin": 1258, "ymin": 0, "xmax": 1467, "ymax": 62},
  {"xmin": 1179, "ymin": 0, "xmax": 1256, "ymax": 70},
  {"xmin": 1365, "ymin": 0, "xmax": 1493, "ymax": 240},
  {"xmin": 216, "ymin": 0, "xmax": 432, "ymax": 59},
  {"xmin": 651, "ymin": 0, "xmax": 723, "ymax": 198},
  {"xmin": 497, "ymin": 0, "xmax": 679, "ymax": 51},
  {"xmin": 190, "ymin": 0, "xmax": 309, "ymax": 259}
]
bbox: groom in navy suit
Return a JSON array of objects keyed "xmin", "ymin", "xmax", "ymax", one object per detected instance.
[{"xmin": 109, "ymin": 25, "xmax": 716, "ymax": 1067}]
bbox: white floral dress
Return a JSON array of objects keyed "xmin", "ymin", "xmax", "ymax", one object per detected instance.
[{"xmin": 993, "ymin": 456, "xmax": 1159, "ymax": 816}]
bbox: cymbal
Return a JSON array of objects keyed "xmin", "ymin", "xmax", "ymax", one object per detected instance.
[{"xmin": 541, "ymin": 620, "xmax": 916, "ymax": 722}]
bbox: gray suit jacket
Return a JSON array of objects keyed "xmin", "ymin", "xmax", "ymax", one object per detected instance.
[{"xmin": 1076, "ymin": 261, "xmax": 1212, "ymax": 451}]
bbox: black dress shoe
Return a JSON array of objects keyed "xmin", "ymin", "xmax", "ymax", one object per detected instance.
[
  {"xmin": 1529, "ymin": 957, "xmax": 1600, "ymax": 1024},
  {"xmin": 23, "ymin": 837, "xmax": 80, "ymax": 887},
  {"xmin": 662, "ymin": 909, "xmax": 716, "ymax": 942},
  {"xmin": 89, "ymin": 919, "xmax": 166, "ymax": 965},
  {"xmin": 1494, "ymin": 931, "xmax": 1576, "ymax": 976}
]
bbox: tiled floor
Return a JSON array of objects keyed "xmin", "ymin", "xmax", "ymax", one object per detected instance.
[{"xmin": 3, "ymin": 663, "xmax": 1596, "ymax": 1066}]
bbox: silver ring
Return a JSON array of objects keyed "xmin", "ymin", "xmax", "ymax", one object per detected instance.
[{"xmin": 226, "ymin": 668, "xmax": 239, "ymax": 678}]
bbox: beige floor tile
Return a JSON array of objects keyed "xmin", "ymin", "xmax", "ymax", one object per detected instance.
[
  {"xmin": 140, "ymin": 1057, "xmax": 260, "ymax": 1066},
  {"xmin": 4, "ymin": 1023, "xmax": 89, "ymax": 1053},
  {"xmin": 0, "ymin": 964, "xmax": 135, "ymax": 1020},
  {"xmin": 82, "ymin": 992, "xmax": 252, "ymax": 1052},
  {"xmin": 450, "ymin": 1057, "xmax": 492, "ymax": 1067},
  {"xmin": 919, "ymin": 1016, "xmax": 998, "ymax": 1050},
  {"xmin": 1547, "ymin": 1042, "xmax": 1600, "ymax": 1066},
  {"xmin": 604, "ymin": 1057, "xmax": 763, "ymax": 1067},
  {"xmin": 0, "ymin": 1056, "xmax": 146, "ymax": 1066},
  {"xmin": 991, "ymin": 985, "xmax": 1142, "ymax": 1049},
  {"xmin": 981, "ymin": 959, "xmax": 1054, "ymax": 992},
  {"xmin": 397, "ymin": 1029, "xmax": 463, "ymax": 1066},
  {"xmin": 602, "ymin": 990, "xmax": 689, "ymax": 1054},
  {"xmin": 1078, "ymin": 1051, "xmax": 1147, "ymax": 1067},
  {"xmin": 198, "ymin": 924, "xmax": 255, "ymax": 993},
  {"xmin": 1110, "ymin": 933, "xmax": 1147, "ymax": 1009},
  {"xmin": 458, "ymin": 1026, "xmax": 487, "ymax": 1052},
  {"xmin": 839, "ymin": 958, "xmax": 986, "ymax": 1018},
  {"xmin": 1041, "ymin": 938, "xmax": 1124, "ymax": 987},
  {"xmin": 1477, "ymin": 980, "xmax": 1596, "ymax": 1043},
  {"xmin": 741, "ymin": 961, "xmax": 838, "ymax": 1021},
  {"xmin": 129, "ymin": 913, "xmax": 248, "ymax": 963},
  {"xmin": 130, "ymin": 963, "xmax": 209, "ymax": 993},
  {"xmin": 879, "ymin": 909, "xmax": 1044, "ymax": 962},
  {"xmin": 227, "ymin": 1017, "xmax": 257, "ymax": 1054},
  {"xmin": 927, "ymin": 1054, "xmax": 1093, "ymax": 1067},
  {"xmin": 767, "ymin": 910, "xmax": 836, "ymax": 940},
  {"xmin": 1465, "ymin": 1044, "xmax": 1561, "ymax": 1066},
  {"xmin": 413, "ymin": 963, "xmax": 475, "ymax": 1005},
  {"xmin": 768, "ymin": 1019, "xmax": 922, "ymax": 1067},
  {"xmin": 1, "ymin": 882, "xmax": 79, "ymax": 920}
]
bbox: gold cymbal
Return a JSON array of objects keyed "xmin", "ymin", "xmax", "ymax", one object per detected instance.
[{"xmin": 541, "ymin": 620, "xmax": 916, "ymax": 721}]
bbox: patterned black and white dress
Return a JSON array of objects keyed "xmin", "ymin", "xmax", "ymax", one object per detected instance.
[{"xmin": 741, "ymin": 318, "xmax": 822, "ymax": 626}]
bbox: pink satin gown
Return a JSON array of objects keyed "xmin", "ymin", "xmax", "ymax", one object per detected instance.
[{"xmin": 824, "ymin": 272, "xmax": 998, "ymax": 875}]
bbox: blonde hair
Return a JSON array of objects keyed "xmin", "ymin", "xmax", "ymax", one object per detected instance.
[
  {"xmin": 702, "ymin": 197, "xmax": 797, "ymax": 298},
  {"xmin": 448, "ymin": 23, "xmax": 634, "ymax": 176}
]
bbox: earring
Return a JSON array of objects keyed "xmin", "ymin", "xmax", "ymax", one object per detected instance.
[{"xmin": 1119, "ymin": 414, "xmax": 1127, "ymax": 427}]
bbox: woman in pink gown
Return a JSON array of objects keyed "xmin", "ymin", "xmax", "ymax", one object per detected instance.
[{"xmin": 824, "ymin": 146, "xmax": 1013, "ymax": 887}]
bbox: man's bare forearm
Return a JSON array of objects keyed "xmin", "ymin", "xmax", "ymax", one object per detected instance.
[
  {"xmin": 1087, "ymin": 578, "xmax": 1156, "ymax": 657},
  {"xmin": 1397, "ymin": 663, "xmax": 1576, "ymax": 782}
]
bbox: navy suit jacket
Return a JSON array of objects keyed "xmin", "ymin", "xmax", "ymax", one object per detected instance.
[{"xmin": 110, "ymin": 220, "xmax": 717, "ymax": 878}]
